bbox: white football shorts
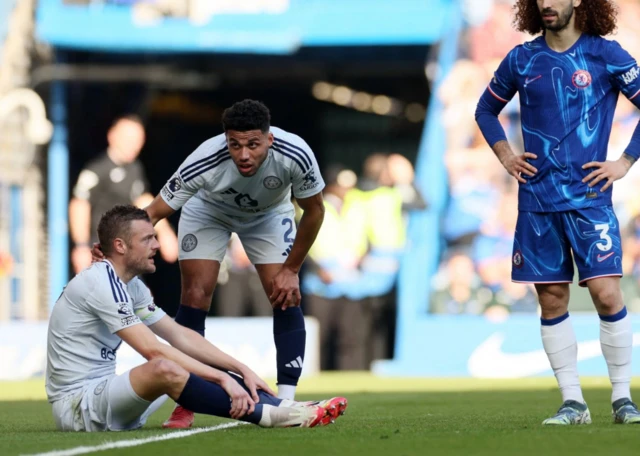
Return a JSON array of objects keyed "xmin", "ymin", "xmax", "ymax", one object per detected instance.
[
  {"xmin": 50, "ymin": 370, "xmax": 165, "ymax": 432},
  {"xmin": 178, "ymin": 197, "xmax": 297, "ymax": 264}
]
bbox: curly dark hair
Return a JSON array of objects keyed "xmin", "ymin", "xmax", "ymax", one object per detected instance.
[
  {"xmin": 513, "ymin": 0, "xmax": 618, "ymax": 36},
  {"xmin": 98, "ymin": 205, "xmax": 151, "ymax": 255},
  {"xmin": 222, "ymin": 99, "xmax": 271, "ymax": 133}
]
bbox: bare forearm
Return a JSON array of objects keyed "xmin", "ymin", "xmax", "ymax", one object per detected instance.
[
  {"xmin": 491, "ymin": 140, "xmax": 516, "ymax": 164},
  {"xmin": 69, "ymin": 198, "xmax": 91, "ymax": 244},
  {"xmin": 284, "ymin": 207, "xmax": 324, "ymax": 273},
  {"xmin": 150, "ymin": 343, "xmax": 228, "ymax": 384},
  {"xmin": 170, "ymin": 328, "xmax": 248, "ymax": 375}
]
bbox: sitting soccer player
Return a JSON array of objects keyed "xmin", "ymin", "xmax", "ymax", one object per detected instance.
[{"xmin": 46, "ymin": 205, "xmax": 346, "ymax": 432}]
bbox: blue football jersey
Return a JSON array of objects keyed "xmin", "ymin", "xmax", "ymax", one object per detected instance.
[{"xmin": 479, "ymin": 34, "xmax": 640, "ymax": 212}]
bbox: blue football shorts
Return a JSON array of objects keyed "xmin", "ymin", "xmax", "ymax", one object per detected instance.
[{"xmin": 511, "ymin": 206, "xmax": 622, "ymax": 286}]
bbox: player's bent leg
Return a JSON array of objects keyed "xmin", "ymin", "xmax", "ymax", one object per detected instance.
[
  {"xmin": 584, "ymin": 277, "xmax": 635, "ymax": 416},
  {"xmin": 172, "ymin": 373, "xmax": 342, "ymax": 428},
  {"xmin": 129, "ymin": 358, "xmax": 190, "ymax": 401},
  {"xmin": 131, "ymin": 358, "xmax": 194, "ymax": 431},
  {"xmin": 255, "ymin": 263, "xmax": 306, "ymax": 400},
  {"xmin": 106, "ymin": 361, "xmax": 188, "ymax": 431},
  {"xmin": 535, "ymin": 283, "xmax": 587, "ymax": 420}
]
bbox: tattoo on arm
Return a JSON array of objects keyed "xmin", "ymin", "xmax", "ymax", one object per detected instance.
[{"xmin": 623, "ymin": 153, "xmax": 637, "ymax": 167}]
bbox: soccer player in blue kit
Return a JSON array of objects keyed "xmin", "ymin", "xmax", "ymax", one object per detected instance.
[{"xmin": 476, "ymin": 0, "xmax": 640, "ymax": 424}]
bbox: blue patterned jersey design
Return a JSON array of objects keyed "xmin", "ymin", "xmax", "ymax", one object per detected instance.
[{"xmin": 487, "ymin": 34, "xmax": 640, "ymax": 212}]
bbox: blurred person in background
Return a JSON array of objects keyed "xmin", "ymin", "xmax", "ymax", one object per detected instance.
[
  {"xmin": 443, "ymin": 128, "xmax": 504, "ymax": 247},
  {"xmin": 356, "ymin": 153, "xmax": 426, "ymax": 361},
  {"xmin": 476, "ymin": 0, "xmax": 640, "ymax": 425},
  {"xmin": 69, "ymin": 115, "xmax": 178, "ymax": 274},
  {"xmin": 216, "ymin": 234, "xmax": 271, "ymax": 317},
  {"xmin": 303, "ymin": 164, "xmax": 371, "ymax": 370},
  {"xmin": 430, "ymin": 249, "xmax": 483, "ymax": 314}
]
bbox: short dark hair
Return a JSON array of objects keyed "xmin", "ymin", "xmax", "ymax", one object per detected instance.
[
  {"xmin": 97, "ymin": 205, "xmax": 151, "ymax": 256},
  {"xmin": 221, "ymin": 99, "xmax": 271, "ymax": 133}
]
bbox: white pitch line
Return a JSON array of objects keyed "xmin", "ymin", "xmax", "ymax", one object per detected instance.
[{"xmin": 22, "ymin": 422, "xmax": 245, "ymax": 456}]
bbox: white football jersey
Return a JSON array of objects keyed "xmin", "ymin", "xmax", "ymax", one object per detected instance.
[
  {"xmin": 159, "ymin": 126, "xmax": 325, "ymax": 217},
  {"xmin": 45, "ymin": 260, "xmax": 165, "ymax": 403}
]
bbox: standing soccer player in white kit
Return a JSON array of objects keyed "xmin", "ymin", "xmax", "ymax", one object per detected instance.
[{"xmin": 95, "ymin": 99, "xmax": 326, "ymax": 428}]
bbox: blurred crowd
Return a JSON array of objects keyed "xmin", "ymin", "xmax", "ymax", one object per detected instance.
[{"xmin": 431, "ymin": 0, "xmax": 640, "ymax": 316}]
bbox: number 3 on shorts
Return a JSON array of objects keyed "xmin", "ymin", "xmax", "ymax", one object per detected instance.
[
  {"xmin": 595, "ymin": 223, "xmax": 612, "ymax": 252},
  {"xmin": 282, "ymin": 218, "xmax": 295, "ymax": 243}
]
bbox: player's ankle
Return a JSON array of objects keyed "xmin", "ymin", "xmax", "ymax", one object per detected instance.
[{"xmin": 277, "ymin": 384, "xmax": 297, "ymax": 400}]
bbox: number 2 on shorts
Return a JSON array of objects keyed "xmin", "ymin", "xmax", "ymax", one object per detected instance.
[
  {"xmin": 595, "ymin": 223, "xmax": 612, "ymax": 252},
  {"xmin": 282, "ymin": 218, "xmax": 294, "ymax": 243}
]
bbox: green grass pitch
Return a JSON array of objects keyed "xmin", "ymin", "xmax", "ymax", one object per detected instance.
[{"xmin": 2, "ymin": 374, "xmax": 639, "ymax": 456}]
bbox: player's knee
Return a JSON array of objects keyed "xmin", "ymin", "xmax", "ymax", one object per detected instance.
[
  {"xmin": 182, "ymin": 285, "xmax": 213, "ymax": 309},
  {"xmin": 536, "ymin": 285, "xmax": 569, "ymax": 314},
  {"xmin": 591, "ymin": 287, "xmax": 621, "ymax": 311},
  {"xmin": 149, "ymin": 358, "xmax": 187, "ymax": 386}
]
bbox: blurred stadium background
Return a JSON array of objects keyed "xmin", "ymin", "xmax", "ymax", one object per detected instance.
[{"xmin": 3, "ymin": 0, "xmax": 640, "ymax": 393}]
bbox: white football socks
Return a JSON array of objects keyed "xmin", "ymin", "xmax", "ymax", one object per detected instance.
[
  {"xmin": 541, "ymin": 314, "xmax": 585, "ymax": 404},
  {"xmin": 600, "ymin": 308, "xmax": 632, "ymax": 403},
  {"xmin": 277, "ymin": 384, "xmax": 297, "ymax": 400}
]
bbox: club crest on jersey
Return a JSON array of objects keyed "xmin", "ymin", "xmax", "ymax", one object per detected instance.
[
  {"xmin": 513, "ymin": 250, "xmax": 524, "ymax": 269},
  {"xmin": 263, "ymin": 176, "xmax": 283, "ymax": 189},
  {"xmin": 182, "ymin": 234, "xmax": 198, "ymax": 252},
  {"xmin": 572, "ymin": 70, "xmax": 592, "ymax": 89}
]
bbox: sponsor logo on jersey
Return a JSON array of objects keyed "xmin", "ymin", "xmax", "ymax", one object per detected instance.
[
  {"xmin": 182, "ymin": 234, "xmax": 198, "ymax": 252},
  {"xmin": 300, "ymin": 170, "xmax": 320, "ymax": 191},
  {"xmin": 572, "ymin": 70, "xmax": 592, "ymax": 89},
  {"xmin": 161, "ymin": 186, "xmax": 174, "ymax": 201},
  {"xmin": 512, "ymin": 250, "xmax": 524, "ymax": 268},
  {"xmin": 263, "ymin": 176, "xmax": 283, "ymax": 189},
  {"xmin": 120, "ymin": 315, "xmax": 137, "ymax": 326},
  {"xmin": 622, "ymin": 67, "xmax": 640, "ymax": 85},
  {"xmin": 586, "ymin": 189, "xmax": 598, "ymax": 199},
  {"xmin": 234, "ymin": 193, "xmax": 259, "ymax": 208}
]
